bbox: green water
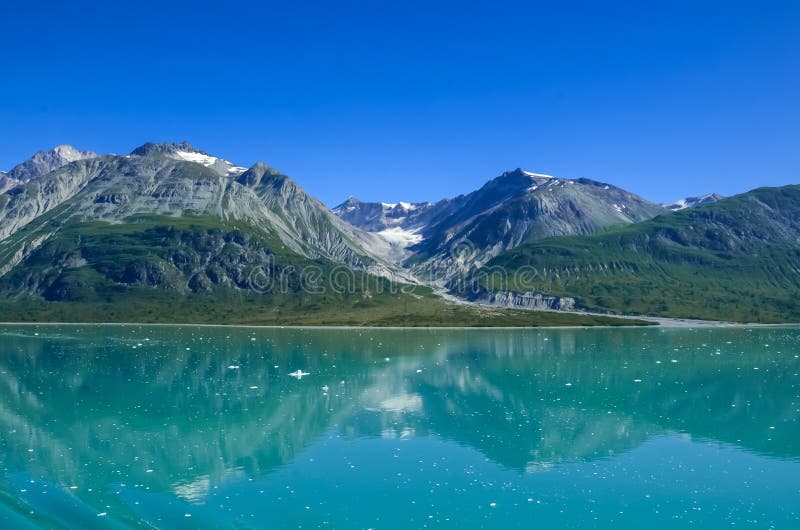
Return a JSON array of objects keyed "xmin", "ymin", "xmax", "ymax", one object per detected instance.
[{"xmin": 0, "ymin": 325, "xmax": 798, "ymax": 529}]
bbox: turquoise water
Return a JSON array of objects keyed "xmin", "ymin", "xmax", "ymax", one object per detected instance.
[{"xmin": 0, "ymin": 325, "xmax": 798, "ymax": 529}]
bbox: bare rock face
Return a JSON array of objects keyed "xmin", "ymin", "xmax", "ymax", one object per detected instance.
[
  {"xmin": 6, "ymin": 145, "xmax": 98, "ymax": 183},
  {"xmin": 468, "ymin": 289, "xmax": 576, "ymax": 311},
  {"xmin": 333, "ymin": 197, "xmax": 437, "ymax": 232},
  {"xmin": 0, "ymin": 144, "xmax": 408, "ymax": 294},
  {"xmin": 0, "ymin": 173, "xmax": 20, "ymax": 194}
]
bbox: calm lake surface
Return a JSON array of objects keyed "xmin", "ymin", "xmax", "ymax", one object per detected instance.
[{"xmin": 0, "ymin": 325, "xmax": 798, "ymax": 529}]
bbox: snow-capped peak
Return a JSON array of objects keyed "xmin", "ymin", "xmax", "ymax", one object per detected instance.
[
  {"xmin": 521, "ymin": 170, "xmax": 555, "ymax": 179},
  {"xmin": 380, "ymin": 201, "xmax": 417, "ymax": 211},
  {"xmin": 129, "ymin": 142, "xmax": 247, "ymax": 176},
  {"xmin": 662, "ymin": 193, "xmax": 723, "ymax": 211},
  {"xmin": 52, "ymin": 145, "xmax": 92, "ymax": 162}
]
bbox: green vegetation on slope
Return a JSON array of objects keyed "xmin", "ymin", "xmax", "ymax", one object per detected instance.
[
  {"xmin": 0, "ymin": 215, "xmax": 646, "ymax": 327},
  {"xmin": 479, "ymin": 185, "xmax": 800, "ymax": 323}
]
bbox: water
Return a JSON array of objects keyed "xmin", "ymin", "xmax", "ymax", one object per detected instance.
[{"xmin": 0, "ymin": 325, "xmax": 799, "ymax": 529}]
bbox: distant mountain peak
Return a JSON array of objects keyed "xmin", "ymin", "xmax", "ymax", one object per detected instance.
[
  {"xmin": 493, "ymin": 168, "xmax": 556, "ymax": 190},
  {"xmin": 6, "ymin": 144, "xmax": 98, "ymax": 183},
  {"xmin": 130, "ymin": 141, "xmax": 204, "ymax": 157},
  {"xmin": 52, "ymin": 144, "xmax": 90, "ymax": 157},
  {"xmin": 663, "ymin": 193, "xmax": 724, "ymax": 211},
  {"xmin": 235, "ymin": 161, "xmax": 285, "ymax": 186},
  {"xmin": 332, "ymin": 196, "xmax": 362, "ymax": 212},
  {"xmin": 381, "ymin": 201, "xmax": 419, "ymax": 211}
]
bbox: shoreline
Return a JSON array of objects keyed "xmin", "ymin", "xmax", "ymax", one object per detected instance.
[{"xmin": 0, "ymin": 320, "xmax": 795, "ymax": 330}]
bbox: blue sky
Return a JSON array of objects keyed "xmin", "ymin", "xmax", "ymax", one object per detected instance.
[{"xmin": 1, "ymin": 0, "xmax": 799, "ymax": 205}]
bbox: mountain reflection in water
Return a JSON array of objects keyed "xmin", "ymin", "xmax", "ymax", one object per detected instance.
[{"xmin": 0, "ymin": 325, "xmax": 798, "ymax": 528}]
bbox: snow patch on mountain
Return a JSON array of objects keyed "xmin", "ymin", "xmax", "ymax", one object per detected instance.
[
  {"xmin": 173, "ymin": 150, "xmax": 220, "ymax": 166},
  {"xmin": 377, "ymin": 226, "xmax": 423, "ymax": 247},
  {"xmin": 172, "ymin": 150, "xmax": 247, "ymax": 175},
  {"xmin": 663, "ymin": 193, "xmax": 724, "ymax": 211},
  {"xmin": 522, "ymin": 170, "xmax": 555, "ymax": 179}
]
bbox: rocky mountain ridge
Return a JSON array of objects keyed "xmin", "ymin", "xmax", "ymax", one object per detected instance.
[
  {"xmin": 0, "ymin": 142, "xmax": 794, "ymax": 324},
  {"xmin": 336, "ymin": 169, "xmax": 667, "ymax": 283}
]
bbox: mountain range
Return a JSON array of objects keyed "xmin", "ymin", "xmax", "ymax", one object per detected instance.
[{"xmin": 1, "ymin": 142, "xmax": 796, "ymax": 324}]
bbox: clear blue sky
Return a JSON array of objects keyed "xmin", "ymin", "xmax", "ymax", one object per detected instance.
[{"xmin": 2, "ymin": 0, "xmax": 799, "ymax": 205}]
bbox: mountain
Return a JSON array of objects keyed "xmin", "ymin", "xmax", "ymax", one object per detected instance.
[
  {"xmin": 663, "ymin": 193, "xmax": 724, "ymax": 211},
  {"xmin": 0, "ymin": 144, "xmax": 97, "ymax": 194},
  {"xmin": 336, "ymin": 169, "xmax": 665, "ymax": 283},
  {"xmin": 130, "ymin": 141, "xmax": 247, "ymax": 176},
  {"xmin": 0, "ymin": 142, "xmax": 400, "ymax": 281},
  {"xmin": 477, "ymin": 185, "xmax": 800, "ymax": 322},
  {"xmin": 332, "ymin": 197, "xmax": 436, "ymax": 232},
  {"xmin": 4, "ymin": 144, "xmax": 98, "ymax": 183},
  {"xmin": 0, "ymin": 142, "xmax": 635, "ymax": 327},
  {"xmin": 3, "ymin": 140, "xmax": 795, "ymax": 325}
]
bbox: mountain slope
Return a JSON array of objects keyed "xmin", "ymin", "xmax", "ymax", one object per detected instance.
[
  {"xmin": 478, "ymin": 185, "xmax": 800, "ymax": 322},
  {"xmin": 0, "ymin": 144, "xmax": 411, "ymax": 320},
  {"xmin": 0, "ymin": 144, "xmax": 403, "ymax": 276},
  {"xmin": 0, "ymin": 142, "xmax": 640, "ymax": 326},
  {"xmin": 0, "ymin": 172, "xmax": 18, "ymax": 194},
  {"xmin": 403, "ymin": 170, "xmax": 664, "ymax": 282},
  {"xmin": 335, "ymin": 169, "xmax": 666, "ymax": 283},
  {"xmin": 0, "ymin": 213, "xmax": 634, "ymax": 327}
]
